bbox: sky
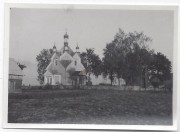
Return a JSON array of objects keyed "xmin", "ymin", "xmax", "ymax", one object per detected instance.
[{"xmin": 10, "ymin": 8, "xmax": 174, "ymax": 64}]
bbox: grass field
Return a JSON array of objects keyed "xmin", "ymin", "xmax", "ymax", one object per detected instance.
[{"xmin": 8, "ymin": 89, "xmax": 172, "ymax": 125}]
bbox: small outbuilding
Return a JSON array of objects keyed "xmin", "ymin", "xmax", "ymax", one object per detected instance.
[{"xmin": 8, "ymin": 58, "xmax": 24, "ymax": 93}]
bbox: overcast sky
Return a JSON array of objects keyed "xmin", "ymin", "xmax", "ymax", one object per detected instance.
[{"xmin": 10, "ymin": 8, "xmax": 174, "ymax": 64}]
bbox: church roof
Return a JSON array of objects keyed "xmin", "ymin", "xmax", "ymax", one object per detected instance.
[
  {"xmin": 59, "ymin": 46, "xmax": 74, "ymax": 56},
  {"xmin": 67, "ymin": 59, "xmax": 85, "ymax": 72},
  {"xmin": 59, "ymin": 52, "xmax": 74, "ymax": 68},
  {"xmin": 45, "ymin": 60, "xmax": 65, "ymax": 75},
  {"xmin": 75, "ymin": 62, "xmax": 85, "ymax": 72},
  {"xmin": 73, "ymin": 53, "xmax": 81, "ymax": 62},
  {"xmin": 60, "ymin": 51, "xmax": 73, "ymax": 61},
  {"xmin": 51, "ymin": 52, "xmax": 60, "ymax": 61}
]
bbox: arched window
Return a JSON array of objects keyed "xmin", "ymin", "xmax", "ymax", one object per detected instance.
[{"xmin": 74, "ymin": 61, "xmax": 77, "ymax": 66}]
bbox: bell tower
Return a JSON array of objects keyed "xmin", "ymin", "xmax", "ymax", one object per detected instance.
[
  {"xmin": 64, "ymin": 32, "xmax": 69, "ymax": 47},
  {"xmin": 63, "ymin": 31, "xmax": 69, "ymax": 53}
]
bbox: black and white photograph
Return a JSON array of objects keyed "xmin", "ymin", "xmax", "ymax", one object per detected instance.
[{"xmin": 3, "ymin": 4, "xmax": 178, "ymax": 130}]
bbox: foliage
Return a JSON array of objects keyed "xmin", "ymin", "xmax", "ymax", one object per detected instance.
[
  {"xmin": 36, "ymin": 49, "xmax": 53, "ymax": 85},
  {"xmin": 102, "ymin": 28, "xmax": 172, "ymax": 87},
  {"xmin": 125, "ymin": 48, "xmax": 153, "ymax": 85},
  {"xmin": 102, "ymin": 28, "xmax": 152, "ymax": 85},
  {"xmin": 43, "ymin": 84, "xmax": 53, "ymax": 89},
  {"xmin": 102, "ymin": 42, "xmax": 117, "ymax": 85},
  {"xmin": 150, "ymin": 76, "xmax": 161, "ymax": 89},
  {"xmin": 149, "ymin": 52, "xmax": 172, "ymax": 82},
  {"xmin": 80, "ymin": 48, "xmax": 102, "ymax": 78},
  {"xmin": 164, "ymin": 79, "xmax": 173, "ymax": 92}
]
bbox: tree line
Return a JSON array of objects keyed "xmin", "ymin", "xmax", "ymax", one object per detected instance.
[
  {"xmin": 36, "ymin": 28, "xmax": 172, "ymax": 88},
  {"xmin": 80, "ymin": 28, "xmax": 172, "ymax": 88}
]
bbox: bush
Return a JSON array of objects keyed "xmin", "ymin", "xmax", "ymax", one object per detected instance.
[
  {"xmin": 99, "ymin": 83, "xmax": 111, "ymax": 86},
  {"xmin": 164, "ymin": 80, "xmax": 173, "ymax": 92},
  {"xmin": 43, "ymin": 84, "xmax": 53, "ymax": 90},
  {"xmin": 150, "ymin": 77, "xmax": 161, "ymax": 89},
  {"xmin": 86, "ymin": 81, "xmax": 92, "ymax": 86}
]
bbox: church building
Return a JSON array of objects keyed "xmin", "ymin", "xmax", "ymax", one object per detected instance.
[{"xmin": 44, "ymin": 32, "xmax": 86, "ymax": 86}]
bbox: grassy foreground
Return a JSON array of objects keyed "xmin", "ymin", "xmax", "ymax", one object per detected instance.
[{"xmin": 8, "ymin": 89, "xmax": 172, "ymax": 125}]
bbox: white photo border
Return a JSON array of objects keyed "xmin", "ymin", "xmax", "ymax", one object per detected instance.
[{"xmin": 3, "ymin": 3, "xmax": 179, "ymax": 131}]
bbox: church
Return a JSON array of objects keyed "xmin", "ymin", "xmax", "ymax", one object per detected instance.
[{"xmin": 44, "ymin": 32, "xmax": 86, "ymax": 86}]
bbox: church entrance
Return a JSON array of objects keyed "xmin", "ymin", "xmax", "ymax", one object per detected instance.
[
  {"xmin": 47, "ymin": 76, "xmax": 52, "ymax": 85},
  {"xmin": 54, "ymin": 75, "xmax": 61, "ymax": 85}
]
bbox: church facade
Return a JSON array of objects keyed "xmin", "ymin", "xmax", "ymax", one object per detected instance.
[{"xmin": 44, "ymin": 32, "xmax": 86, "ymax": 86}]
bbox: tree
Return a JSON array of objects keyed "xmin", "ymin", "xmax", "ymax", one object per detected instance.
[
  {"xmin": 149, "ymin": 52, "xmax": 172, "ymax": 84},
  {"xmin": 80, "ymin": 48, "xmax": 102, "ymax": 80},
  {"xmin": 125, "ymin": 48, "xmax": 153, "ymax": 86},
  {"xmin": 102, "ymin": 28, "xmax": 152, "ymax": 86},
  {"xmin": 36, "ymin": 49, "xmax": 53, "ymax": 85},
  {"xmin": 102, "ymin": 42, "xmax": 118, "ymax": 85},
  {"xmin": 150, "ymin": 76, "xmax": 161, "ymax": 90},
  {"xmin": 113, "ymin": 29, "xmax": 129, "ymax": 85}
]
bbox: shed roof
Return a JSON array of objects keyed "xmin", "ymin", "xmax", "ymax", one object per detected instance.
[{"xmin": 9, "ymin": 58, "xmax": 23, "ymax": 76}]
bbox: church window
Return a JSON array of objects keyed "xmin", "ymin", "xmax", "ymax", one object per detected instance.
[
  {"xmin": 74, "ymin": 61, "xmax": 77, "ymax": 66},
  {"xmin": 54, "ymin": 59, "xmax": 58, "ymax": 66}
]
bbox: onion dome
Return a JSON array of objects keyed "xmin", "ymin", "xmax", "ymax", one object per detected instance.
[
  {"xmin": 76, "ymin": 44, "xmax": 80, "ymax": 53},
  {"xmin": 64, "ymin": 32, "xmax": 69, "ymax": 39}
]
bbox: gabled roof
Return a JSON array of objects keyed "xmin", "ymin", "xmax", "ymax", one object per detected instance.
[
  {"xmin": 73, "ymin": 53, "xmax": 81, "ymax": 62},
  {"xmin": 46, "ymin": 52, "xmax": 61, "ymax": 70},
  {"xmin": 45, "ymin": 60, "xmax": 65, "ymax": 75},
  {"xmin": 76, "ymin": 62, "xmax": 85, "ymax": 72},
  {"xmin": 67, "ymin": 59, "xmax": 85, "ymax": 72},
  {"xmin": 44, "ymin": 70, "xmax": 52, "ymax": 76},
  {"xmin": 9, "ymin": 58, "xmax": 23, "ymax": 76},
  {"xmin": 51, "ymin": 52, "xmax": 60, "ymax": 61}
]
